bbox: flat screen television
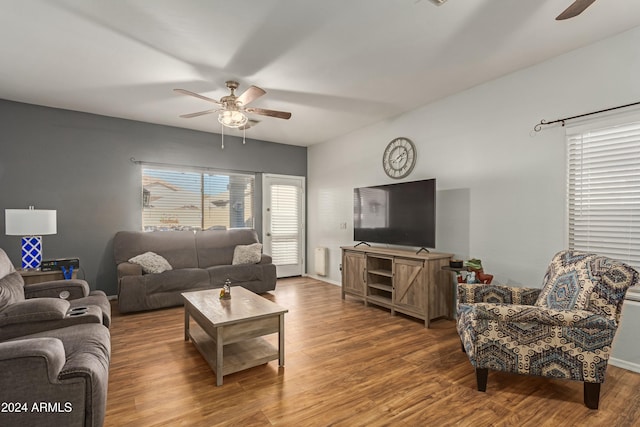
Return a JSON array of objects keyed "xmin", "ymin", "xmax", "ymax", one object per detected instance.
[{"xmin": 353, "ymin": 178, "xmax": 435, "ymax": 248}]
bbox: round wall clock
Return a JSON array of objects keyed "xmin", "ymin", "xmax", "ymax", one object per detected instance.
[{"xmin": 382, "ymin": 137, "xmax": 416, "ymax": 179}]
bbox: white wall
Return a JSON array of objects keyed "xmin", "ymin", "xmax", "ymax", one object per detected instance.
[{"xmin": 307, "ymin": 26, "xmax": 640, "ymax": 369}]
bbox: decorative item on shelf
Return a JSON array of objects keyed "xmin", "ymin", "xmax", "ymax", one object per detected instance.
[
  {"xmin": 5, "ymin": 206, "xmax": 57, "ymax": 270},
  {"xmin": 61, "ymin": 265, "xmax": 74, "ymax": 280},
  {"xmin": 464, "ymin": 258, "xmax": 494, "ymax": 284},
  {"xmin": 449, "ymin": 259, "xmax": 463, "ymax": 269},
  {"xmin": 220, "ymin": 278, "xmax": 231, "ymax": 299},
  {"xmin": 464, "ymin": 258, "xmax": 483, "ymax": 270}
]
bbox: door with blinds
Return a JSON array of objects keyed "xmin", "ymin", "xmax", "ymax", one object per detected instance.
[{"xmin": 263, "ymin": 174, "xmax": 305, "ymax": 278}]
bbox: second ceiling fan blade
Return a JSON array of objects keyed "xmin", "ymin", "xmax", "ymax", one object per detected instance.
[
  {"xmin": 246, "ymin": 107, "xmax": 292, "ymax": 120},
  {"xmin": 556, "ymin": 0, "xmax": 597, "ymax": 20},
  {"xmin": 236, "ymin": 85, "xmax": 266, "ymax": 106},
  {"xmin": 173, "ymin": 88, "xmax": 221, "ymax": 104},
  {"xmin": 179, "ymin": 109, "xmax": 218, "ymax": 118}
]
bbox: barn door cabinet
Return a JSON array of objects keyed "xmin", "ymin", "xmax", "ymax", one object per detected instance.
[
  {"xmin": 341, "ymin": 246, "xmax": 453, "ymax": 328},
  {"xmin": 341, "ymin": 250, "xmax": 366, "ymax": 298}
]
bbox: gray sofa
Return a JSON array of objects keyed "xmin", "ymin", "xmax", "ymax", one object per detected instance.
[{"xmin": 113, "ymin": 228, "xmax": 277, "ymax": 313}]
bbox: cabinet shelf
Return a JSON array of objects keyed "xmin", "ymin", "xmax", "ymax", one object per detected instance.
[
  {"xmin": 367, "ymin": 294, "xmax": 393, "ymax": 307},
  {"xmin": 368, "ymin": 269, "xmax": 392, "ymax": 277},
  {"xmin": 368, "ymin": 283, "xmax": 392, "ymax": 292}
]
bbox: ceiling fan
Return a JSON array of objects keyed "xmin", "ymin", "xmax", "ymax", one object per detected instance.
[
  {"xmin": 556, "ymin": 0, "xmax": 597, "ymax": 20},
  {"xmin": 173, "ymin": 81, "xmax": 291, "ymax": 130}
]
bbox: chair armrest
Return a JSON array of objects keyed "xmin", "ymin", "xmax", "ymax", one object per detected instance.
[
  {"xmin": 24, "ymin": 279, "xmax": 90, "ymax": 299},
  {"xmin": 117, "ymin": 262, "xmax": 142, "ymax": 279},
  {"xmin": 469, "ymin": 303, "xmax": 617, "ymax": 329},
  {"xmin": 0, "ymin": 337, "xmax": 65, "ymax": 384},
  {"xmin": 259, "ymin": 254, "xmax": 273, "ymax": 264},
  {"xmin": 458, "ymin": 283, "xmax": 541, "ymax": 305},
  {"xmin": 0, "ymin": 298, "xmax": 71, "ymax": 327}
]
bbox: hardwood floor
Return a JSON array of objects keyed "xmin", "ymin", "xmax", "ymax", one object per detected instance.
[{"xmin": 105, "ymin": 277, "xmax": 640, "ymax": 426}]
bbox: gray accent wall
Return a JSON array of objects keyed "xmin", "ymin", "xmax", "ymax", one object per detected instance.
[{"xmin": 0, "ymin": 99, "xmax": 307, "ymax": 296}]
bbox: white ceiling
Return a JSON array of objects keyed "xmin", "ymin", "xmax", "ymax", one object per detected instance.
[{"xmin": 1, "ymin": 0, "xmax": 640, "ymax": 147}]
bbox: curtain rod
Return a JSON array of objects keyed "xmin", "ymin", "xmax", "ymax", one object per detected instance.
[
  {"xmin": 533, "ymin": 100, "xmax": 640, "ymax": 132},
  {"xmin": 129, "ymin": 157, "xmax": 262, "ymax": 175}
]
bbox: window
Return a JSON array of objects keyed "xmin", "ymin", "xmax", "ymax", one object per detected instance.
[
  {"xmin": 142, "ymin": 167, "xmax": 254, "ymax": 232},
  {"xmin": 567, "ymin": 118, "xmax": 640, "ymax": 300}
]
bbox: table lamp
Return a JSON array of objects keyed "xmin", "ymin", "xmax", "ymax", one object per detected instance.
[{"xmin": 5, "ymin": 206, "xmax": 57, "ymax": 270}]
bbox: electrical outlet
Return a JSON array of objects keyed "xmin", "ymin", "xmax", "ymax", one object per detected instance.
[{"xmin": 340, "ymin": 222, "xmax": 347, "ymax": 229}]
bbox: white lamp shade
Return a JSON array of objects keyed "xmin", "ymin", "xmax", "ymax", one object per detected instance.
[
  {"xmin": 218, "ymin": 110, "xmax": 248, "ymax": 128},
  {"xmin": 5, "ymin": 209, "xmax": 57, "ymax": 236}
]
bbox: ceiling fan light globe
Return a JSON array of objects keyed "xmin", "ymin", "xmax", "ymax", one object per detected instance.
[{"xmin": 218, "ymin": 110, "xmax": 248, "ymax": 128}]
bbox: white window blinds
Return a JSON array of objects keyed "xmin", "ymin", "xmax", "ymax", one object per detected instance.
[
  {"xmin": 142, "ymin": 167, "xmax": 254, "ymax": 231},
  {"xmin": 567, "ymin": 120, "xmax": 640, "ymax": 300}
]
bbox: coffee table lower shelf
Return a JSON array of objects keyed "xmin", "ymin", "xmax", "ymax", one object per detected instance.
[{"xmin": 188, "ymin": 322, "xmax": 279, "ymax": 382}]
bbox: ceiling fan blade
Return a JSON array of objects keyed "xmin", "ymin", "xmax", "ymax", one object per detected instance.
[
  {"xmin": 179, "ymin": 109, "xmax": 218, "ymax": 119},
  {"xmin": 556, "ymin": 0, "xmax": 597, "ymax": 20},
  {"xmin": 173, "ymin": 88, "xmax": 221, "ymax": 104},
  {"xmin": 245, "ymin": 107, "xmax": 292, "ymax": 120},
  {"xmin": 236, "ymin": 85, "xmax": 266, "ymax": 106}
]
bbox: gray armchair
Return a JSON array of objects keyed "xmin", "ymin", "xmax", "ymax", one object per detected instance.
[
  {"xmin": 0, "ymin": 248, "xmax": 111, "ymax": 340},
  {"xmin": 0, "ymin": 323, "xmax": 110, "ymax": 427}
]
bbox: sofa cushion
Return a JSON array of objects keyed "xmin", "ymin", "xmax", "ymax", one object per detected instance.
[
  {"xmin": 114, "ymin": 231, "xmax": 198, "ymax": 269},
  {"xmin": 117, "ymin": 268, "xmax": 211, "ymax": 313},
  {"xmin": 232, "ymin": 243, "xmax": 263, "ymax": 265},
  {"xmin": 138, "ymin": 268, "xmax": 210, "ymax": 295},
  {"xmin": 0, "ymin": 298, "xmax": 70, "ymax": 326},
  {"xmin": 207, "ymin": 264, "xmax": 264, "ymax": 287},
  {"xmin": 196, "ymin": 229, "xmax": 260, "ymax": 268},
  {"xmin": 128, "ymin": 252, "xmax": 173, "ymax": 274},
  {"xmin": 0, "ymin": 271, "xmax": 25, "ymax": 310}
]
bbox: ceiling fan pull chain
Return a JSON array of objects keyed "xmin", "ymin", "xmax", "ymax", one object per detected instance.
[
  {"xmin": 221, "ymin": 123, "xmax": 225, "ymax": 149},
  {"xmin": 243, "ymin": 126, "xmax": 246, "ymax": 144}
]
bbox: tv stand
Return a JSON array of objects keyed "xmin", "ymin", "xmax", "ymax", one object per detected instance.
[
  {"xmin": 354, "ymin": 241, "xmax": 371, "ymax": 248},
  {"xmin": 340, "ymin": 245, "xmax": 453, "ymax": 328},
  {"xmin": 416, "ymin": 247, "xmax": 430, "ymax": 255}
]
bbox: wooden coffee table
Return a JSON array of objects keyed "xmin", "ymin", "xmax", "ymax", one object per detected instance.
[{"xmin": 182, "ymin": 286, "xmax": 287, "ymax": 386}]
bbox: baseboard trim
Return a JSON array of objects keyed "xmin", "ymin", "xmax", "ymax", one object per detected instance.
[
  {"xmin": 304, "ymin": 274, "xmax": 341, "ymax": 286},
  {"xmin": 609, "ymin": 357, "xmax": 640, "ymax": 373}
]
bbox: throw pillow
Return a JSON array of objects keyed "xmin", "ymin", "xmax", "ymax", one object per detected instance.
[
  {"xmin": 535, "ymin": 251, "xmax": 599, "ymax": 310},
  {"xmin": 232, "ymin": 243, "xmax": 263, "ymax": 265},
  {"xmin": 128, "ymin": 252, "xmax": 173, "ymax": 274}
]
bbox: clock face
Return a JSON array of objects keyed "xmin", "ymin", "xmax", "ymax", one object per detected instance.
[{"xmin": 382, "ymin": 137, "xmax": 416, "ymax": 179}]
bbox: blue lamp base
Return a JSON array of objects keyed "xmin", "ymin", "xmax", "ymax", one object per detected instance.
[{"xmin": 21, "ymin": 236, "xmax": 43, "ymax": 269}]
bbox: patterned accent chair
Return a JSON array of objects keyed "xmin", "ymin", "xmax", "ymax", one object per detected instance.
[{"xmin": 457, "ymin": 250, "xmax": 639, "ymax": 409}]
